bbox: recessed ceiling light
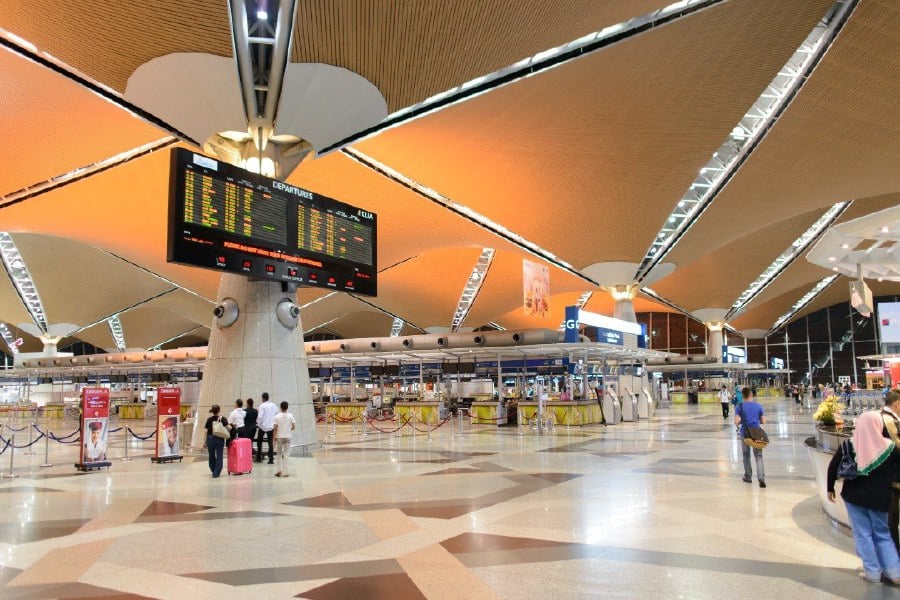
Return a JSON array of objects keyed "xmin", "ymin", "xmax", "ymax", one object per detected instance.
[
  {"xmin": 828, "ymin": 256, "xmax": 837, "ymax": 262},
  {"xmin": 841, "ymin": 243, "xmax": 850, "ymax": 249},
  {"xmin": 882, "ymin": 226, "xmax": 890, "ymax": 233},
  {"xmin": 832, "ymin": 267, "xmax": 839, "ymax": 271}
]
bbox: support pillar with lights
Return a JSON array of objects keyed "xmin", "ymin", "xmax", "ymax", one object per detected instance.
[
  {"xmin": 692, "ymin": 308, "xmax": 730, "ymax": 363},
  {"xmin": 607, "ymin": 284, "xmax": 638, "ymax": 324},
  {"xmin": 190, "ymin": 274, "xmax": 317, "ymax": 454}
]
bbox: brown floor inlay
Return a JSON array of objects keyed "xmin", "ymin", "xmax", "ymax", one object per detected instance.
[
  {"xmin": 136, "ymin": 510, "xmax": 285, "ymax": 523},
  {"xmin": 441, "ymin": 532, "xmax": 575, "ymax": 555},
  {"xmin": 300, "ymin": 572, "xmax": 426, "ymax": 600},
  {"xmin": 184, "ymin": 558, "xmax": 402, "ymax": 586},
  {"xmin": 284, "ymin": 491, "xmax": 353, "ymax": 508},
  {"xmin": 2, "ymin": 582, "xmax": 155, "ymax": 599},
  {"xmin": 0, "ymin": 486, "xmax": 62, "ymax": 494},
  {"xmin": 422, "ymin": 467, "xmax": 484, "ymax": 475},
  {"xmin": 137, "ymin": 500, "xmax": 214, "ymax": 519},
  {"xmin": 0, "ymin": 519, "xmax": 92, "ymax": 544}
]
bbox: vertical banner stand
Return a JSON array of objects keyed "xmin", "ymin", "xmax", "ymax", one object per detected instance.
[
  {"xmin": 75, "ymin": 387, "xmax": 112, "ymax": 471},
  {"xmin": 151, "ymin": 387, "xmax": 184, "ymax": 463}
]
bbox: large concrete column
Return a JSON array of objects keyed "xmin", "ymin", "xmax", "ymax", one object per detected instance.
[
  {"xmin": 608, "ymin": 284, "xmax": 638, "ymax": 324},
  {"xmin": 692, "ymin": 308, "xmax": 729, "ymax": 363},
  {"xmin": 190, "ymin": 274, "xmax": 317, "ymax": 454}
]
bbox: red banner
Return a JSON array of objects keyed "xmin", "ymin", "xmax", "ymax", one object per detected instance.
[
  {"xmin": 80, "ymin": 388, "xmax": 110, "ymax": 465},
  {"xmin": 156, "ymin": 387, "xmax": 182, "ymax": 458}
]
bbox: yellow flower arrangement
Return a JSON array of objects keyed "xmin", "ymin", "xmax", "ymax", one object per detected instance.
[{"xmin": 813, "ymin": 396, "xmax": 844, "ymax": 426}]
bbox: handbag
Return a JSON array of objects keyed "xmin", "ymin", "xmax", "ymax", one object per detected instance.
[
  {"xmin": 212, "ymin": 418, "xmax": 230, "ymax": 439},
  {"xmin": 837, "ymin": 439, "xmax": 858, "ymax": 480},
  {"xmin": 738, "ymin": 405, "xmax": 769, "ymax": 449}
]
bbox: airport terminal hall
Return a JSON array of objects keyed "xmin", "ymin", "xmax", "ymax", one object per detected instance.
[{"xmin": 2, "ymin": 1, "xmax": 900, "ymax": 599}]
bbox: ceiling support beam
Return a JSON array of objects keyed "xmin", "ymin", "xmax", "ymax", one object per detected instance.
[
  {"xmin": 768, "ymin": 275, "xmax": 839, "ymax": 334},
  {"xmin": 0, "ymin": 232, "xmax": 48, "ymax": 334},
  {"xmin": 107, "ymin": 315, "xmax": 126, "ymax": 351},
  {"xmin": 635, "ymin": 0, "xmax": 859, "ymax": 282},
  {"xmin": 451, "ymin": 249, "xmax": 495, "ymax": 332}
]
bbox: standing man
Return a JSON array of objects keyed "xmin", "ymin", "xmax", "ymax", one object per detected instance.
[
  {"xmin": 881, "ymin": 389, "xmax": 900, "ymax": 551},
  {"xmin": 273, "ymin": 401, "xmax": 296, "ymax": 477},
  {"xmin": 735, "ymin": 386, "xmax": 767, "ymax": 488},
  {"xmin": 255, "ymin": 392, "xmax": 277, "ymax": 464},
  {"xmin": 228, "ymin": 399, "xmax": 246, "ymax": 444},
  {"xmin": 719, "ymin": 386, "xmax": 731, "ymax": 419}
]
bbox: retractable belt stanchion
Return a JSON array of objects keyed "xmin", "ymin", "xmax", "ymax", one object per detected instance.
[
  {"xmin": 330, "ymin": 412, "xmax": 337, "ymax": 437},
  {"xmin": 2, "ymin": 434, "xmax": 18, "ymax": 478},
  {"xmin": 40, "ymin": 429, "xmax": 52, "ymax": 468},
  {"xmin": 517, "ymin": 409, "xmax": 524, "ymax": 436},
  {"xmin": 360, "ymin": 414, "xmax": 368, "ymax": 439}
]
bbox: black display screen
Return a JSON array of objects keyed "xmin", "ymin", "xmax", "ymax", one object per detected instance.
[{"xmin": 167, "ymin": 148, "xmax": 377, "ymax": 296}]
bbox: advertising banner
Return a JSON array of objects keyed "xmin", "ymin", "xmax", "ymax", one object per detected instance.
[
  {"xmin": 156, "ymin": 387, "xmax": 182, "ymax": 459},
  {"xmin": 523, "ymin": 259, "xmax": 550, "ymax": 318},
  {"xmin": 80, "ymin": 387, "xmax": 110, "ymax": 466}
]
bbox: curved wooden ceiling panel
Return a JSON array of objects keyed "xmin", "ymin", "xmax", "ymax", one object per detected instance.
[
  {"xmin": 0, "ymin": 147, "xmax": 223, "ymax": 299},
  {"xmin": 650, "ymin": 210, "xmax": 824, "ymax": 312},
  {"xmin": 11, "ymin": 233, "xmax": 174, "ymax": 328},
  {"xmin": 0, "ymin": 49, "xmax": 166, "ymax": 197},
  {"xmin": 291, "ymin": 0, "xmax": 669, "ymax": 112},
  {"xmin": 665, "ymin": 0, "xmax": 900, "ymax": 266},
  {"xmin": 313, "ymin": 311, "xmax": 396, "ymax": 340},
  {"xmin": 356, "ymin": 0, "xmax": 832, "ymax": 269},
  {"xmin": 117, "ymin": 306, "xmax": 202, "ymax": 350},
  {"xmin": 0, "ymin": 273, "xmax": 34, "ymax": 329},
  {"xmin": 0, "ymin": 0, "xmax": 232, "ymax": 92}
]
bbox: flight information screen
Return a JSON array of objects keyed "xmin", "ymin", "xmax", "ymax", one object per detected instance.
[{"xmin": 167, "ymin": 149, "xmax": 377, "ymax": 296}]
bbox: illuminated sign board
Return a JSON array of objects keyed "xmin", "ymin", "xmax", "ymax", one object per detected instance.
[{"xmin": 167, "ymin": 149, "xmax": 377, "ymax": 296}]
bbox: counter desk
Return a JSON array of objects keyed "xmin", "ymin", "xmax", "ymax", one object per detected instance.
[
  {"xmin": 41, "ymin": 403, "xmax": 66, "ymax": 419},
  {"xmin": 119, "ymin": 403, "xmax": 147, "ymax": 420},
  {"xmin": 670, "ymin": 391, "xmax": 719, "ymax": 404},
  {"xmin": 517, "ymin": 400, "xmax": 602, "ymax": 425},
  {"xmin": 179, "ymin": 405, "xmax": 192, "ymax": 420},
  {"xmin": 324, "ymin": 401, "xmax": 368, "ymax": 422},
  {"xmin": 394, "ymin": 401, "xmax": 441, "ymax": 425},
  {"xmin": 806, "ymin": 427, "xmax": 850, "ymax": 528},
  {"xmin": 470, "ymin": 401, "xmax": 507, "ymax": 425}
]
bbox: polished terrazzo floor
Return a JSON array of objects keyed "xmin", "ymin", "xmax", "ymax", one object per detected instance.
[{"xmin": 0, "ymin": 398, "xmax": 895, "ymax": 599}]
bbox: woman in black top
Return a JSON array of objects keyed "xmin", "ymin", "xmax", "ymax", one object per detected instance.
[
  {"xmin": 827, "ymin": 411, "xmax": 900, "ymax": 584},
  {"xmin": 242, "ymin": 398, "xmax": 258, "ymax": 441},
  {"xmin": 204, "ymin": 404, "xmax": 229, "ymax": 478}
]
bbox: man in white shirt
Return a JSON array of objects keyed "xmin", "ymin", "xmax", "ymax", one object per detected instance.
[
  {"xmin": 273, "ymin": 401, "xmax": 297, "ymax": 477},
  {"xmin": 228, "ymin": 399, "xmax": 246, "ymax": 440},
  {"xmin": 719, "ymin": 386, "xmax": 731, "ymax": 419},
  {"xmin": 255, "ymin": 392, "xmax": 278, "ymax": 464}
]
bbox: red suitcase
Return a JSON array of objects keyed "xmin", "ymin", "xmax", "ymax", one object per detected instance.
[{"xmin": 228, "ymin": 438, "xmax": 253, "ymax": 475}]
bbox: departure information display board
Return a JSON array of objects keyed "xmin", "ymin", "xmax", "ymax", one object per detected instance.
[{"xmin": 168, "ymin": 149, "xmax": 377, "ymax": 296}]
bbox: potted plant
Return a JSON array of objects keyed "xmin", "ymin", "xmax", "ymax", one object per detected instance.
[{"xmin": 813, "ymin": 396, "xmax": 844, "ymax": 428}]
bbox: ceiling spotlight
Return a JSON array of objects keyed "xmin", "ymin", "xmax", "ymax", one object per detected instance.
[
  {"xmin": 882, "ymin": 226, "xmax": 890, "ymax": 233},
  {"xmin": 841, "ymin": 243, "xmax": 850, "ymax": 249},
  {"xmin": 878, "ymin": 277, "xmax": 884, "ymax": 282},
  {"xmin": 256, "ymin": 9, "xmax": 268, "ymax": 20},
  {"xmin": 828, "ymin": 256, "xmax": 837, "ymax": 262},
  {"xmin": 832, "ymin": 266, "xmax": 839, "ymax": 271}
]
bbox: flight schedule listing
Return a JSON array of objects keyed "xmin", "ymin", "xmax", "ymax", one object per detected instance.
[
  {"xmin": 182, "ymin": 166, "xmax": 287, "ymax": 246},
  {"xmin": 168, "ymin": 149, "xmax": 378, "ymax": 297},
  {"xmin": 297, "ymin": 205, "xmax": 374, "ymax": 267}
]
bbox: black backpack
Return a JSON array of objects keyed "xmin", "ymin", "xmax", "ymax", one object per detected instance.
[{"xmin": 837, "ymin": 439, "xmax": 858, "ymax": 480}]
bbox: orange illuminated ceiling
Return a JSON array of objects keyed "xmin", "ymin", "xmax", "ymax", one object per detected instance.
[{"xmin": 0, "ymin": 0, "xmax": 898, "ymax": 353}]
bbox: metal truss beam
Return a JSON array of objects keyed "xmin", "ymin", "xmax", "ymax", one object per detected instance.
[
  {"xmin": 107, "ymin": 315, "xmax": 126, "ymax": 351},
  {"xmin": 635, "ymin": 0, "xmax": 859, "ymax": 282},
  {"xmin": 0, "ymin": 232, "xmax": 48, "ymax": 333},
  {"xmin": 768, "ymin": 275, "xmax": 838, "ymax": 334},
  {"xmin": 451, "ymin": 249, "xmax": 495, "ymax": 332}
]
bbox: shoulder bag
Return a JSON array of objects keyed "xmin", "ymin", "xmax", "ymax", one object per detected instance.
[
  {"xmin": 212, "ymin": 418, "xmax": 230, "ymax": 439},
  {"xmin": 739, "ymin": 405, "xmax": 769, "ymax": 449}
]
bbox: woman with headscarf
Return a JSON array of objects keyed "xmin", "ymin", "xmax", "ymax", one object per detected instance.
[{"xmin": 827, "ymin": 411, "xmax": 900, "ymax": 584}]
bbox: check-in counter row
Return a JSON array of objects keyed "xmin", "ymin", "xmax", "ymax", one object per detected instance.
[
  {"xmin": 324, "ymin": 401, "xmax": 442, "ymax": 424},
  {"xmin": 470, "ymin": 401, "xmax": 603, "ymax": 425},
  {"xmin": 670, "ymin": 391, "xmax": 720, "ymax": 404}
]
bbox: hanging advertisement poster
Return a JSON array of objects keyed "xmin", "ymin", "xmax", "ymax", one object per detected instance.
[
  {"xmin": 77, "ymin": 387, "xmax": 111, "ymax": 471},
  {"xmin": 523, "ymin": 259, "xmax": 550, "ymax": 318},
  {"xmin": 153, "ymin": 387, "xmax": 183, "ymax": 463}
]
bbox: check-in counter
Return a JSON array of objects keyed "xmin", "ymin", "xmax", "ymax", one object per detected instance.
[
  {"xmin": 395, "ymin": 401, "xmax": 442, "ymax": 425},
  {"xmin": 179, "ymin": 405, "xmax": 192, "ymax": 419},
  {"xmin": 517, "ymin": 401, "xmax": 603, "ymax": 425},
  {"xmin": 325, "ymin": 401, "xmax": 368, "ymax": 422},
  {"xmin": 670, "ymin": 391, "xmax": 718, "ymax": 404},
  {"xmin": 119, "ymin": 403, "xmax": 146, "ymax": 419},
  {"xmin": 42, "ymin": 403, "xmax": 66, "ymax": 419},
  {"xmin": 470, "ymin": 401, "xmax": 507, "ymax": 425},
  {"xmin": 806, "ymin": 427, "xmax": 850, "ymax": 528}
]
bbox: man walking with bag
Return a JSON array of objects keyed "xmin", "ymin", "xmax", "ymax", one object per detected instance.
[{"xmin": 735, "ymin": 386, "xmax": 767, "ymax": 488}]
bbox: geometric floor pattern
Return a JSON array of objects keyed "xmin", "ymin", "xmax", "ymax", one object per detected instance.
[{"xmin": 0, "ymin": 398, "xmax": 895, "ymax": 599}]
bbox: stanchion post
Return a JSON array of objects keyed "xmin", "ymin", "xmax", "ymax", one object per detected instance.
[
  {"xmin": 3, "ymin": 434, "xmax": 18, "ymax": 478},
  {"xmin": 517, "ymin": 409, "xmax": 524, "ymax": 436},
  {"xmin": 121, "ymin": 429, "xmax": 133, "ymax": 462},
  {"xmin": 24, "ymin": 422, "xmax": 36, "ymax": 455},
  {"xmin": 426, "ymin": 409, "xmax": 432, "ymax": 442},
  {"xmin": 395, "ymin": 413, "xmax": 403, "ymax": 438},
  {"xmin": 360, "ymin": 413, "xmax": 368, "ymax": 439},
  {"xmin": 40, "ymin": 430, "xmax": 52, "ymax": 468},
  {"xmin": 330, "ymin": 412, "xmax": 337, "ymax": 437}
]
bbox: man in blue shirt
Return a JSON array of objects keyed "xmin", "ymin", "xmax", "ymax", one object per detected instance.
[{"xmin": 735, "ymin": 387, "xmax": 766, "ymax": 488}]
